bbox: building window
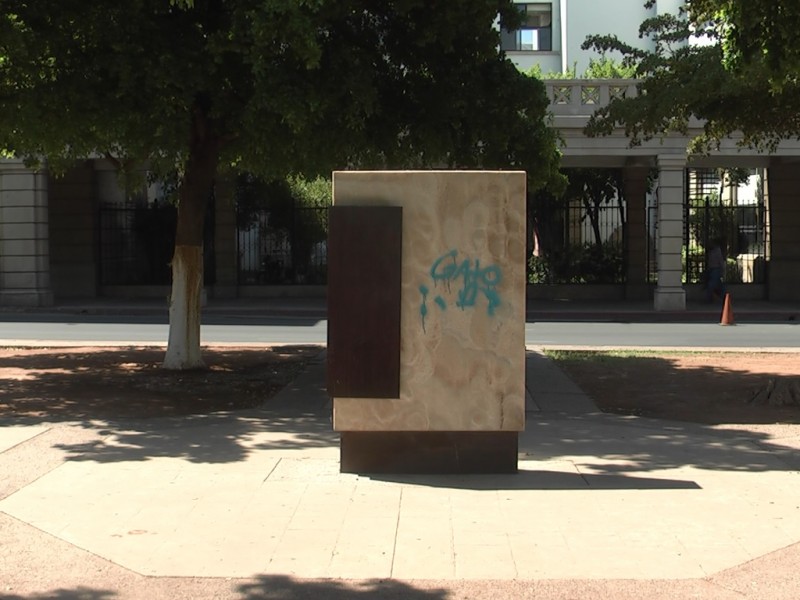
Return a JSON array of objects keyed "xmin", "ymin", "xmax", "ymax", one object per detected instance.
[{"xmin": 501, "ymin": 3, "xmax": 552, "ymax": 52}]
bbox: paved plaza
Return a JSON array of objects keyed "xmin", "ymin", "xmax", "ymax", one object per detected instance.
[{"xmin": 1, "ymin": 347, "xmax": 799, "ymax": 598}]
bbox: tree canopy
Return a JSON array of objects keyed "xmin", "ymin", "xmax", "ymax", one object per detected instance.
[
  {"xmin": 582, "ymin": 0, "xmax": 800, "ymax": 152},
  {"xmin": 1, "ymin": 0, "xmax": 560, "ymax": 368},
  {"xmin": 0, "ymin": 0, "xmax": 559, "ymax": 182}
]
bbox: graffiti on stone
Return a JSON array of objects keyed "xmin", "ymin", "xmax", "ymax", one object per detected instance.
[{"xmin": 419, "ymin": 249, "xmax": 502, "ymax": 330}]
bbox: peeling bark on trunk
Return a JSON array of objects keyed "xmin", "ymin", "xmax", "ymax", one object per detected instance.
[
  {"xmin": 162, "ymin": 99, "xmax": 220, "ymax": 370},
  {"xmin": 163, "ymin": 245, "xmax": 205, "ymax": 369}
]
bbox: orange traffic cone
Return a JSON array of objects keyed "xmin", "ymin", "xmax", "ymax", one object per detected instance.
[{"xmin": 720, "ymin": 293, "xmax": 735, "ymax": 326}]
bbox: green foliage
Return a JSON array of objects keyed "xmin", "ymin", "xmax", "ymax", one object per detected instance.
[
  {"xmin": 528, "ymin": 241, "xmax": 624, "ymax": 284},
  {"xmin": 286, "ymin": 176, "xmax": 331, "ymax": 209},
  {"xmin": 527, "ymin": 63, "xmax": 577, "ymax": 80},
  {"xmin": 0, "ymin": 1, "xmax": 560, "ymax": 188},
  {"xmin": 687, "ymin": 0, "xmax": 800, "ymax": 87},
  {"xmin": 526, "ymin": 57, "xmax": 635, "ymax": 80},
  {"xmin": 582, "ymin": 0, "xmax": 800, "ymax": 152},
  {"xmin": 528, "ymin": 167, "xmax": 625, "ymax": 284},
  {"xmin": 584, "ymin": 56, "xmax": 637, "ymax": 79},
  {"xmin": 544, "ymin": 349, "xmax": 709, "ymax": 361},
  {"xmin": 234, "ymin": 173, "xmax": 329, "ymax": 282}
]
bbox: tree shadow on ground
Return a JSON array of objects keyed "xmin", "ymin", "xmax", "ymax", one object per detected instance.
[
  {"xmin": 0, "ymin": 588, "xmax": 116, "ymax": 599},
  {"xmin": 236, "ymin": 576, "xmax": 448, "ymax": 600},
  {"xmin": 2, "ymin": 347, "xmax": 800, "ymax": 475},
  {"xmin": 521, "ymin": 414, "xmax": 800, "ymax": 474},
  {"xmin": 0, "ymin": 345, "xmax": 322, "ymax": 421},
  {"xmin": 550, "ymin": 351, "xmax": 800, "ymax": 425},
  {"xmin": 0, "ymin": 578, "xmax": 450, "ymax": 600},
  {"xmin": 526, "ymin": 350, "xmax": 800, "ymax": 474},
  {"xmin": 45, "ymin": 411, "xmax": 338, "ymax": 464},
  {"xmin": 0, "ymin": 345, "xmax": 337, "ymax": 464}
]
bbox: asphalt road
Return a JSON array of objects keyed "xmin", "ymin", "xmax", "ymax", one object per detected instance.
[{"xmin": 0, "ymin": 313, "xmax": 798, "ymax": 348}]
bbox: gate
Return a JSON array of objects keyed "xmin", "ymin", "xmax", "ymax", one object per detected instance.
[{"xmin": 684, "ymin": 169, "xmax": 767, "ymax": 285}]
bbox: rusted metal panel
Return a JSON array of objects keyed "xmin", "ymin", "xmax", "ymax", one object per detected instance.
[
  {"xmin": 340, "ymin": 431, "xmax": 519, "ymax": 474},
  {"xmin": 327, "ymin": 205, "xmax": 402, "ymax": 398}
]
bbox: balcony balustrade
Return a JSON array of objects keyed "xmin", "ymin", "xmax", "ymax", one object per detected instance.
[{"xmin": 545, "ymin": 79, "xmax": 638, "ymax": 117}]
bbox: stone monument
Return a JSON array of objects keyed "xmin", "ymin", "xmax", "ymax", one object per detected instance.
[{"xmin": 327, "ymin": 171, "xmax": 526, "ymax": 473}]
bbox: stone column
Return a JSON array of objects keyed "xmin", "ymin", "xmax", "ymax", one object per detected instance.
[
  {"xmin": 0, "ymin": 159, "xmax": 53, "ymax": 306},
  {"xmin": 766, "ymin": 160, "xmax": 800, "ymax": 301},
  {"xmin": 654, "ymin": 155, "xmax": 686, "ymax": 311},
  {"xmin": 623, "ymin": 165, "xmax": 650, "ymax": 300}
]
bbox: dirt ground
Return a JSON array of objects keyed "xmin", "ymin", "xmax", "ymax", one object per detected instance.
[
  {"xmin": 551, "ymin": 350, "xmax": 800, "ymax": 425},
  {"xmin": 1, "ymin": 345, "xmax": 800, "ymax": 425},
  {"xmin": 0, "ymin": 345, "xmax": 322, "ymax": 420}
]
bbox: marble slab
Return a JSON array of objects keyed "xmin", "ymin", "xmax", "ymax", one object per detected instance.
[{"xmin": 332, "ymin": 171, "xmax": 526, "ymax": 432}]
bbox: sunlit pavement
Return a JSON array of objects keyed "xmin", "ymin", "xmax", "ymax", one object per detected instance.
[{"xmin": 2, "ymin": 350, "xmax": 799, "ymax": 585}]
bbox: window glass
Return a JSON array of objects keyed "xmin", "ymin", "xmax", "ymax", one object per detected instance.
[{"xmin": 501, "ymin": 3, "xmax": 552, "ymax": 52}]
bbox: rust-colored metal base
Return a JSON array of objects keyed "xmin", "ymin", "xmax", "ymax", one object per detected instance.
[{"xmin": 340, "ymin": 431, "xmax": 518, "ymax": 474}]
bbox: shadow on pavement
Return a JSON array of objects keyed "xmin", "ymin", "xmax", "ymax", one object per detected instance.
[
  {"xmin": 2, "ymin": 347, "xmax": 799, "ymax": 477},
  {"xmin": 522, "ymin": 415, "xmax": 800, "ymax": 473},
  {"xmin": 236, "ymin": 576, "xmax": 448, "ymax": 600},
  {"xmin": 367, "ymin": 470, "xmax": 701, "ymax": 490},
  {"xmin": 0, "ymin": 588, "xmax": 116, "ymax": 600}
]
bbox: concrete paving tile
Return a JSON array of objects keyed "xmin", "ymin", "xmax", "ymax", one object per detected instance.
[
  {"xmin": 250, "ymin": 481, "xmax": 307, "ymax": 507},
  {"xmin": 337, "ymin": 516, "xmax": 398, "ymax": 545},
  {"xmin": 0, "ymin": 424, "xmax": 49, "ymax": 453},
  {"xmin": 267, "ymin": 529, "xmax": 339, "ymax": 577},
  {"xmin": 391, "ymin": 541, "xmax": 456, "ymax": 579},
  {"xmin": 346, "ymin": 485, "xmax": 402, "ymax": 514},
  {"xmin": 510, "ymin": 544, "xmax": 579, "ymax": 579},
  {"xmin": 454, "ymin": 542, "xmax": 517, "ymax": 579},
  {"xmin": 449, "ymin": 509, "xmax": 502, "ymax": 526},
  {"xmin": 141, "ymin": 538, "xmax": 271, "ymax": 578},
  {"xmin": 729, "ymin": 527, "xmax": 797, "ymax": 558},
  {"xmin": 452, "ymin": 528, "xmax": 510, "ymax": 546},
  {"xmin": 266, "ymin": 457, "xmax": 346, "ymax": 481},
  {"xmin": 328, "ymin": 543, "xmax": 394, "ymax": 579},
  {"xmin": 291, "ymin": 485, "xmax": 353, "ymax": 510},
  {"xmin": 398, "ymin": 502, "xmax": 452, "ymax": 520},
  {"xmin": 286, "ymin": 512, "xmax": 346, "ymax": 532},
  {"xmin": 570, "ymin": 546, "xmax": 705, "ymax": 579},
  {"xmin": 263, "ymin": 556, "xmax": 329, "ymax": 578},
  {"xmin": 4, "ymin": 348, "xmax": 800, "ymax": 585},
  {"xmin": 274, "ymin": 528, "xmax": 339, "ymax": 556},
  {"xmin": 676, "ymin": 533, "xmax": 754, "ymax": 573},
  {"xmin": 209, "ymin": 518, "xmax": 289, "ymax": 550},
  {"xmin": 119, "ymin": 507, "xmax": 189, "ymax": 537}
]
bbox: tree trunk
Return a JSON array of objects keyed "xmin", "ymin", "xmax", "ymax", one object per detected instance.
[
  {"xmin": 163, "ymin": 245, "xmax": 205, "ymax": 369},
  {"xmin": 163, "ymin": 101, "xmax": 220, "ymax": 370},
  {"xmin": 585, "ymin": 199, "xmax": 603, "ymax": 252}
]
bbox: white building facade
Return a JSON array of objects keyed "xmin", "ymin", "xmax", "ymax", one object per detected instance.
[{"xmin": 503, "ymin": 0, "xmax": 684, "ymax": 74}]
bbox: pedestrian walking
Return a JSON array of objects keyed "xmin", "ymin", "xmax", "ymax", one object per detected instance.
[{"xmin": 706, "ymin": 238, "xmax": 726, "ymax": 303}]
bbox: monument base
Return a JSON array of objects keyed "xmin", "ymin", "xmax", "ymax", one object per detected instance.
[{"xmin": 340, "ymin": 431, "xmax": 518, "ymax": 474}]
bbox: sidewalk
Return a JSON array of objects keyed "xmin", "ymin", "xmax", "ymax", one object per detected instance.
[{"xmin": 1, "ymin": 349, "xmax": 799, "ymax": 598}]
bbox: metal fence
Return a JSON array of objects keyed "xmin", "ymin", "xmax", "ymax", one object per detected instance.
[
  {"xmin": 98, "ymin": 203, "xmax": 176, "ymax": 285},
  {"xmin": 645, "ymin": 170, "xmax": 767, "ymax": 285},
  {"xmin": 683, "ymin": 169, "xmax": 767, "ymax": 284},
  {"xmin": 529, "ymin": 199, "xmax": 626, "ymax": 284},
  {"xmin": 98, "ymin": 201, "xmax": 215, "ymax": 286},
  {"xmin": 237, "ymin": 206, "xmax": 329, "ymax": 285}
]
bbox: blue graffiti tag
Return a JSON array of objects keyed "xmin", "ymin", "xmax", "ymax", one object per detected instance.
[
  {"xmin": 419, "ymin": 284, "xmax": 429, "ymax": 332},
  {"xmin": 418, "ymin": 250, "xmax": 502, "ymax": 325}
]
